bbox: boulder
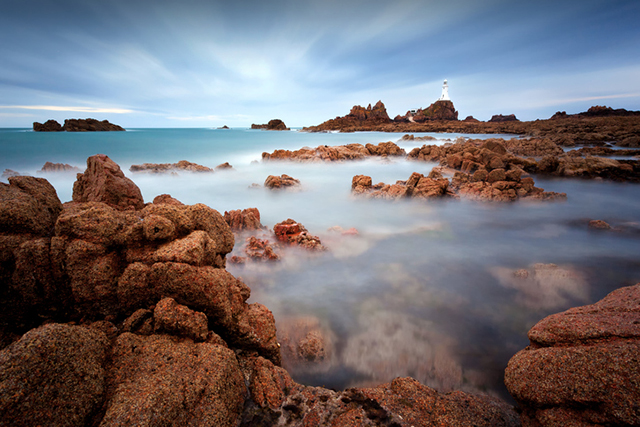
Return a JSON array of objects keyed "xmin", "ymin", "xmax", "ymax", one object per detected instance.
[
  {"xmin": 153, "ymin": 297, "xmax": 208, "ymax": 342},
  {"xmin": 101, "ymin": 333, "xmax": 245, "ymax": 427},
  {"xmin": 505, "ymin": 283, "xmax": 640, "ymax": 426},
  {"xmin": 0, "ymin": 323, "xmax": 109, "ymax": 427},
  {"xmin": 0, "ymin": 176, "xmax": 62, "ymax": 235},
  {"xmin": 73, "ymin": 154, "xmax": 145, "ymax": 210}
]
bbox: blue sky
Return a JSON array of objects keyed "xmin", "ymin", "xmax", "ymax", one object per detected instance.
[{"xmin": 1, "ymin": 0, "xmax": 639, "ymax": 127}]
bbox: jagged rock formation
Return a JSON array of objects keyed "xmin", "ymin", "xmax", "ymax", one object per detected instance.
[
  {"xmin": 505, "ymin": 283, "xmax": 640, "ymax": 426},
  {"xmin": 489, "ymin": 114, "xmax": 519, "ymax": 122},
  {"xmin": 302, "ymin": 101, "xmax": 391, "ymax": 132},
  {"xmin": 38, "ymin": 162, "xmax": 81, "ymax": 173},
  {"xmin": 33, "ymin": 118, "xmax": 125, "ymax": 132}
]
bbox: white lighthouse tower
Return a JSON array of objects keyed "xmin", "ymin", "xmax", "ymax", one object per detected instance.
[{"xmin": 439, "ymin": 79, "xmax": 450, "ymax": 101}]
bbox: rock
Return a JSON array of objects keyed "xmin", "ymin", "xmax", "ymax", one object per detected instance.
[
  {"xmin": 251, "ymin": 119, "xmax": 290, "ymax": 130},
  {"xmin": 38, "ymin": 161, "xmax": 81, "ymax": 173},
  {"xmin": 1, "ymin": 169, "xmax": 21, "ymax": 178},
  {"xmin": 273, "ymin": 219, "xmax": 325, "ymax": 251},
  {"xmin": 215, "ymin": 161, "xmax": 233, "ymax": 170},
  {"xmin": 0, "ymin": 176, "xmax": 62, "ymax": 235},
  {"xmin": 101, "ymin": 333, "xmax": 245, "ymax": 427},
  {"xmin": 0, "ymin": 323, "xmax": 109, "ymax": 427},
  {"xmin": 73, "ymin": 154, "xmax": 145, "ymax": 210},
  {"xmin": 62, "ymin": 118, "xmax": 125, "ymax": 131},
  {"xmin": 489, "ymin": 114, "xmax": 519, "ymax": 122},
  {"xmin": 152, "ymin": 193, "xmax": 184, "ymax": 205},
  {"xmin": 301, "ymin": 101, "xmax": 391, "ymax": 132},
  {"xmin": 129, "ymin": 160, "xmax": 214, "ymax": 173},
  {"xmin": 218, "ymin": 125, "xmax": 230, "ymax": 129},
  {"xmin": 365, "ymin": 141, "xmax": 406, "ymax": 156},
  {"xmin": 152, "ymin": 230, "xmax": 219, "ymax": 266},
  {"xmin": 153, "ymin": 297, "xmax": 208, "ymax": 342},
  {"xmin": 505, "ymin": 283, "xmax": 640, "ymax": 426},
  {"xmin": 224, "ymin": 207, "xmax": 262, "ymax": 231},
  {"xmin": 351, "ymin": 174, "xmax": 372, "ymax": 193},
  {"xmin": 411, "ymin": 100, "xmax": 459, "ymax": 122},
  {"xmin": 277, "ymin": 316, "xmax": 335, "ymax": 374},
  {"xmin": 33, "ymin": 119, "xmax": 64, "ymax": 131},
  {"xmin": 588, "ymin": 219, "xmax": 612, "ymax": 230},
  {"xmin": 264, "ymin": 174, "xmax": 301, "ymax": 189},
  {"xmin": 243, "ymin": 236, "xmax": 280, "ymax": 261},
  {"xmin": 492, "ymin": 263, "xmax": 589, "ymax": 310}
]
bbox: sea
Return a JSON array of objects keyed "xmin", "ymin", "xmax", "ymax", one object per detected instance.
[{"xmin": 2, "ymin": 127, "xmax": 640, "ymax": 400}]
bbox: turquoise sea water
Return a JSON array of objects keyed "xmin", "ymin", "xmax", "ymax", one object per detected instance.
[{"xmin": 2, "ymin": 127, "xmax": 640, "ymax": 399}]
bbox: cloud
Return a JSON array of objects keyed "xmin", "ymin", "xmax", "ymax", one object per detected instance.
[{"xmin": 0, "ymin": 105, "xmax": 134, "ymax": 114}]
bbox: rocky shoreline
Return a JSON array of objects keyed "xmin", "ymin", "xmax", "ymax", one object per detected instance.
[{"xmin": 1, "ymin": 152, "xmax": 639, "ymax": 426}]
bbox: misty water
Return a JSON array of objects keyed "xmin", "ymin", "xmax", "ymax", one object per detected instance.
[{"xmin": 2, "ymin": 128, "xmax": 640, "ymax": 400}]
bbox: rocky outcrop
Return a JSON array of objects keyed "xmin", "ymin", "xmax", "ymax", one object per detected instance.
[
  {"xmin": 73, "ymin": 154, "xmax": 145, "ymax": 210},
  {"xmin": 38, "ymin": 161, "xmax": 81, "ymax": 173},
  {"xmin": 129, "ymin": 160, "xmax": 214, "ymax": 173},
  {"xmin": 262, "ymin": 141, "xmax": 404, "ymax": 162},
  {"xmin": 33, "ymin": 119, "xmax": 64, "ymax": 132},
  {"xmin": 34, "ymin": 118, "xmax": 125, "ymax": 131},
  {"xmin": 251, "ymin": 119, "xmax": 290, "ymax": 130},
  {"xmin": 264, "ymin": 174, "xmax": 301, "ymax": 189},
  {"xmin": 397, "ymin": 100, "xmax": 459, "ymax": 122},
  {"xmin": 302, "ymin": 101, "xmax": 391, "ymax": 132},
  {"xmin": 352, "ymin": 170, "xmax": 457, "ymax": 200},
  {"xmin": 505, "ymin": 283, "xmax": 640, "ymax": 426}
]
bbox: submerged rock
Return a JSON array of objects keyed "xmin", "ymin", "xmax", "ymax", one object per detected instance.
[
  {"xmin": 129, "ymin": 160, "xmax": 214, "ymax": 173},
  {"xmin": 264, "ymin": 174, "xmax": 301, "ymax": 189}
]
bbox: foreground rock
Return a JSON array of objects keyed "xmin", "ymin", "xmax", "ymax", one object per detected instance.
[
  {"xmin": 130, "ymin": 160, "xmax": 214, "ymax": 173},
  {"xmin": 274, "ymin": 218, "xmax": 325, "ymax": 251},
  {"xmin": 34, "ymin": 118, "xmax": 125, "ymax": 131},
  {"xmin": 505, "ymin": 283, "xmax": 640, "ymax": 426}
]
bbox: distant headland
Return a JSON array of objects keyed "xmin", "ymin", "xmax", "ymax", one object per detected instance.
[{"xmin": 33, "ymin": 118, "xmax": 125, "ymax": 132}]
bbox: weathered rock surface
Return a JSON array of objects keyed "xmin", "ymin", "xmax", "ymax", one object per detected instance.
[
  {"xmin": 129, "ymin": 160, "xmax": 214, "ymax": 173},
  {"xmin": 396, "ymin": 100, "xmax": 459, "ymax": 123},
  {"xmin": 302, "ymin": 101, "xmax": 391, "ymax": 132},
  {"xmin": 489, "ymin": 114, "xmax": 519, "ymax": 122},
  {"xmin": 101, "ymin": 333, "xmax": 245, "ymax": 427},
  {"xmin": 73, "ymin": 154, "xmax": 145, "ymax": 210},
  {"xmin": 0, "ymin": 176, "xmax": 62, "ymax": 235},
  {"xmin": 505, "ymin": 283, "xmax": 640, "ymax": 426},
  {"xmin": 0, "ymin": 323, "xmax": 109, "ymax": 427}
]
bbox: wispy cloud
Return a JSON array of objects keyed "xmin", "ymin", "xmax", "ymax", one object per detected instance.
[{"xmin": 0, "ymin": 105, "xmax": 133, "ymax": 114}]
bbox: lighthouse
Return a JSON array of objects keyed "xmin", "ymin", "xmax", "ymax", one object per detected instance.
[{"xmin": 439, "ymin": 79, "xmax": 450, "ymax": 101}]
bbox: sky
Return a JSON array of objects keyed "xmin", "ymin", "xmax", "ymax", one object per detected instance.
[{"xmin": 1, "ymin": 0, "xmax": 639, "ymax": 128}]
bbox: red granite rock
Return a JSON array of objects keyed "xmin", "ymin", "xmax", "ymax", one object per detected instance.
[
  {"xmin": 72, "ymin": 154, "xmax": 144, "ymax": 210},
  {"xmin": 101, "ymin": 333, "xmax": 245, "ymax": 427},
  {"xmin": 0, "ymin": 176, "xmax": 62, "ymax": 235},
  {"xmin": 224, "ymin": 207, "xmax": 262, "ymax": 231},
  {"xmin": 0, "ymin": 323, "xmax": 109, "ymax": 427},
  {"xmin": 153, "ymin": 297, "xmax": 208, "ymax": 342},
  {"xmin": 505, "ymin": 283, "xmax": 640, "ymax": 426}
]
